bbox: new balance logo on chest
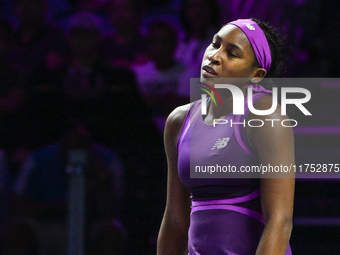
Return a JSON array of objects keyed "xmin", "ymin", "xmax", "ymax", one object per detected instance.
[{"xmin": 211, "ymin": 137, "xmax": 230, "ymax": 150}]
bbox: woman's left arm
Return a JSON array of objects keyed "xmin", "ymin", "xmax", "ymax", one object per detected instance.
[{"xmin": 246, "ymin": 96, "xmax": 295, "ymax": 255}]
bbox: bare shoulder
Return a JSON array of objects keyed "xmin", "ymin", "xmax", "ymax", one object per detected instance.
[
  {"xmin": 248, "ymin": 94, "xmax": 284, "ymax": 120},
  {"xmin": 253, "ymin": 95, "xmax": 278, "ymax": 110},
  {"xmin": 166, "ymin": 103, "xmax": 191, "ymax": 128},
  {"xmin": 164, "ymin": 103, "xmax": 191, "ymax": 149},
  {"xmin": 246, "ymin": 94, "xmax": 294, "ymax": 151}
]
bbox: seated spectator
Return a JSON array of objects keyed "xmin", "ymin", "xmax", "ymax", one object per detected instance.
[
  {"xmin": 100, "ymin": 0, "xmax": 147, "ymax": 68},
  {"xmin": 0, "ymin": 18, "xmax": 30, "ymax": 176},
  {"xmin": 64, "ymin": 11, "xmax": 106, "ymax": 102},
  {"xmin": 175, "ymin": 0, "xmax": 220, "ymax": 90},
  {"xmin": 0, "ymin": 19, "xmax": 27, "ymax": 116},
  {"xmin": 0, "ymin": 125, "xmax": 126, "ymax": 255},
  {"xmin": 10, "ymin": 0, "xmax": 67, "ymax": 77},
  {"xmin": 63, "ymin": 11, "xmax": 162, "ymax": 152},
  {"xmin": 56, "ymin": 0, "xmax": 112, "ymax": 36},
  {"xmin": 62, "ymin": 11, "xmax": 115, "ymax": 145},
  {"xmin": 217, "ymin": 0, "xmax": 293, "ymax": 30},
  {"xmin": 132, "ymin": 20, "xmax": 189, "ymax": 131},
  {"xmin": 63, "ymin": 14, "xmax": 166, "ymax": 255}
]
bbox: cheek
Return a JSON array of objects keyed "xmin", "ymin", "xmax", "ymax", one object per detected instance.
[
  {"xmin": 241, "ymin": 61, "xmax": 257, "ymax": 76},
  {"xmin": 222, "ymin": 61, "xmax": 253, "ymax": 77}
]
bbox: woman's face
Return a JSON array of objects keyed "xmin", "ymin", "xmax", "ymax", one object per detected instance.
[{"xmin": 201, "ymin": 24, "xmax": 260, "ymax": 84}]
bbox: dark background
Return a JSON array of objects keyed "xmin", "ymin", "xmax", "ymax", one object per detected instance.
[{"xmin": 0, "ymin": 0, "xmax": 339, "ymax": 254}]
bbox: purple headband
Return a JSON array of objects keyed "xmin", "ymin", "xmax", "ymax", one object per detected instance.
[{"xmin": 228, "ymin": 19, "xmax": 272, "ymax": 71}]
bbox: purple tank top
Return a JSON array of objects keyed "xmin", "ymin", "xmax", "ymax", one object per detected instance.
[
  {"xmin": 176, "ymin": 85, "xmax": 293, "ymax": 255},
  {"xmin": 177, "ymin": 87, "xmax": 269, "ymax": 200}
]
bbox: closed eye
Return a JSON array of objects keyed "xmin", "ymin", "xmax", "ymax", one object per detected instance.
[
  {"xmin": 211, "ymin": 42, "xmax": 219, "ymax": 48},
  {"xmin": 228, "ymin": 51, "xmax": 238, "ymax": 58}
]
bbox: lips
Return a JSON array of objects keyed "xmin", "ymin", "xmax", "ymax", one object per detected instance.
[{"xmin": 202, "ymin": 65, "xmax": 218, "ymax": 75}]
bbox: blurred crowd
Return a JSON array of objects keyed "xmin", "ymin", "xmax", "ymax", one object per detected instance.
[{"xmin": 0, "ymin": 0, "xmax": 338, "ymax": 254}]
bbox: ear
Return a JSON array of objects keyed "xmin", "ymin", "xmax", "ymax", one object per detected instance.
[{"xmin": 251, "ymin": 68, "xmax": 267, "ymax": 83}]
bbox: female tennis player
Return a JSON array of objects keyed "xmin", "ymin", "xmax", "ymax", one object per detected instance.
[{"xmin": 157, "ymin": 18, "xmax": 294, "ymax": 255}]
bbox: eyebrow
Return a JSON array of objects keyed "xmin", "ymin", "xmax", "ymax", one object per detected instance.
[
  {"xmin": 213, "ymin": 34, "xmax": 244, "ymax": 53},
  {"xmin": 227, "ymin": 43, "xmax": 244, "ymax": 53}
]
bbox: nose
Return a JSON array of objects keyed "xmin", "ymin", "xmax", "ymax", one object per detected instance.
[{"xmin": 208, "ymin": 51, "xmax": 221, "ymax": 65}]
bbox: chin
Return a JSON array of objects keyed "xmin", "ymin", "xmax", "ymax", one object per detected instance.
[{"xmin": 199, "ymin": 77, "xmax": 216, "ymax": 87}]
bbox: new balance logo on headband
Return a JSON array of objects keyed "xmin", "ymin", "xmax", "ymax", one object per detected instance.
[{"xmin": 243, "ymin": 23, "xmax": 255, "ymax": 30}]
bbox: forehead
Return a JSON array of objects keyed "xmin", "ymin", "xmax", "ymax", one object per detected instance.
[{"xmin": 216, "ymin": 24, "xmax": 252, "ymax": 51}]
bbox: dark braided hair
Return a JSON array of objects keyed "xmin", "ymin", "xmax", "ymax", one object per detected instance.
[{"xmin": 250, "ymin": 18, "xmax": 286, "ymax": 89}]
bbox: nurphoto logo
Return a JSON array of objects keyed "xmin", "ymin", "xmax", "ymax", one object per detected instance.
[{"xmin": 197, "ymin": 83, "xmax": 312, "ymax": 127}]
